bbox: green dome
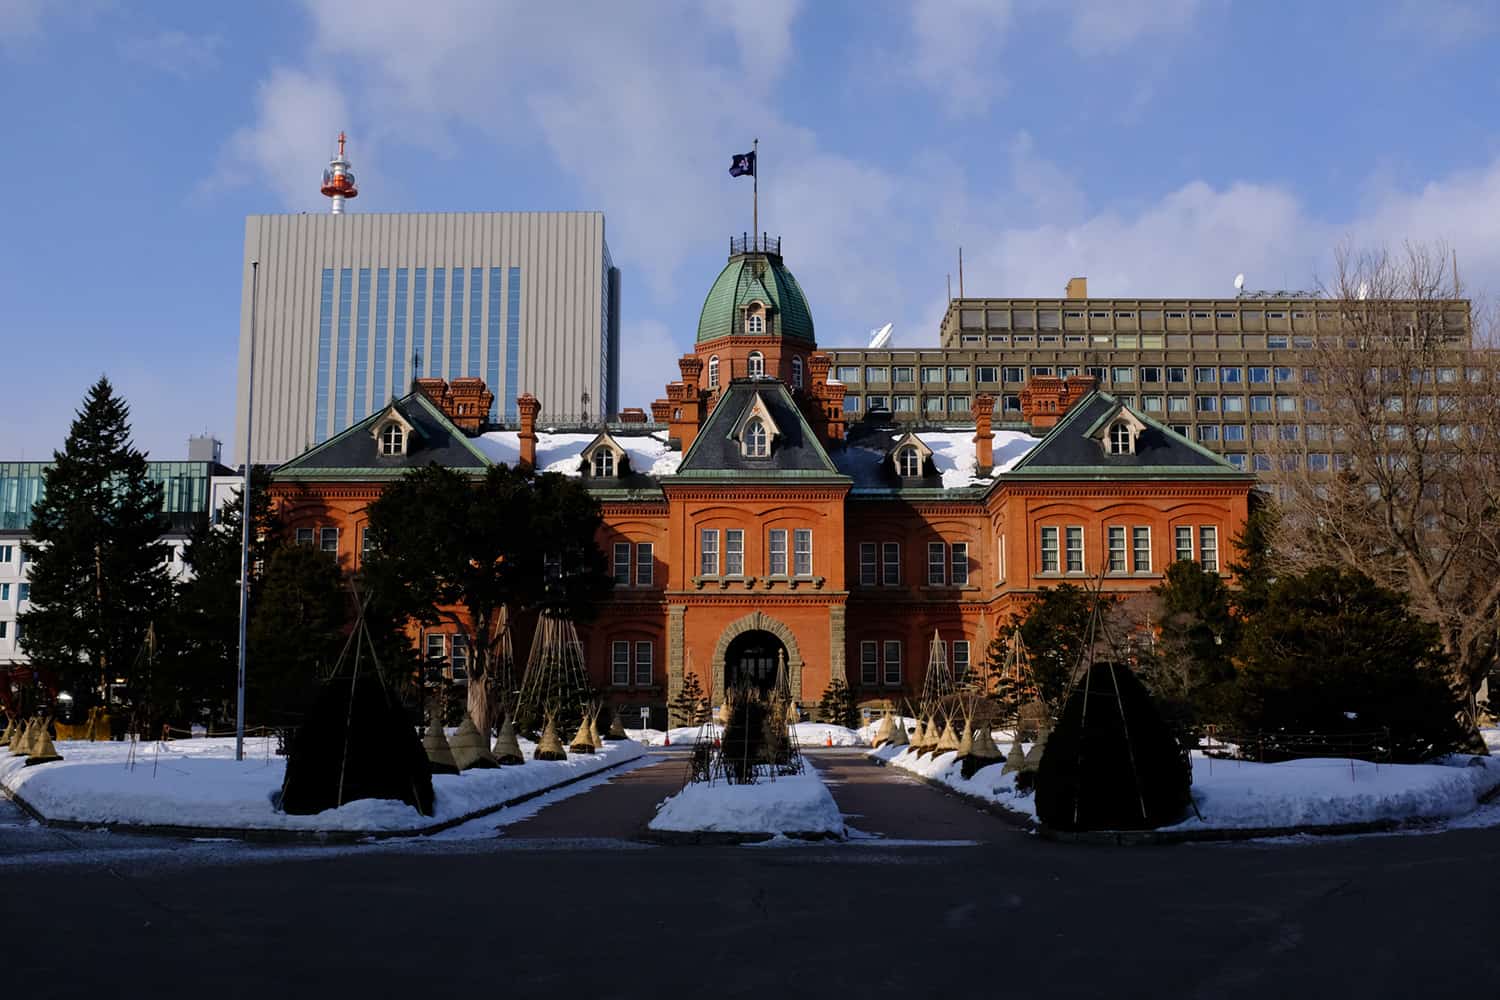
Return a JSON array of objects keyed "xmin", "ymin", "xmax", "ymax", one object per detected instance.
[{"xmin": 695, "ymin": 249, "xmax": 815, "ymax": 345}]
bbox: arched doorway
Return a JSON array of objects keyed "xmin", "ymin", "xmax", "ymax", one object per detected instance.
[{"xmin": 724, "ymin": 630, "xmax": 786, "ymax": 695}]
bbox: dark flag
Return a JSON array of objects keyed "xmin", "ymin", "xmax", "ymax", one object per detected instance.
[{"xmin": 729, "ymin": 151, "xmax": 756, "ymax": 178}]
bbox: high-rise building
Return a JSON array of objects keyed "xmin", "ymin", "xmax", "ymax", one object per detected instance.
[{"xmin": 236, "ymin": 138, "xmax": 621, "ymax": 465}]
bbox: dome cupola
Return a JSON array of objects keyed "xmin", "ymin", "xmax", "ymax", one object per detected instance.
[{"xmin": 695, "ymin": 235, "xmax": 815, "ymax": 346}]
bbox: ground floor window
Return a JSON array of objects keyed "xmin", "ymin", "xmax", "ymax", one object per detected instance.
[
  {"xmin": 882, "ymin": 640, "xmax": 902, "ymax": 685},
  {"xmin": 612, "ymin": 640, "xmax": 655, "ymax": 687}
]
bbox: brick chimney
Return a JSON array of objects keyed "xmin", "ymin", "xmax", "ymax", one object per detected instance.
[
  {"xmin": 973, "ymin": 393, "xmax": 995, "ymax": 473},
  {"xmin": 1019, "ymin": 374, "xmax": 1097, "ymax": 431},
  {"xmin": 667, "ymin": 355, "xmax": 706, "ymax": 452},
  {"xmin": 1065, "ymin": 276, "xmax": 1088, "ymax": 298},
  {"xmin": 798, "ymin": 352, "xmax": 846, "ymax": 445},
  {"xmin": 650, "ymin": 398, "xmax": 673, "ymax": 424},
  {"xmin": 413, "ymin": 377, "xmax": 493, "ymax": 433},
  {"xmin": 516, "ymin": 393, "xmax": 541, "ymax": 470}
]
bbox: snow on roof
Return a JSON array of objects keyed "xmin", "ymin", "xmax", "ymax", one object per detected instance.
[
  {"xmin": 473, "ymin": 430, "xmax": 681, "ymax": 478},
  {"xmin": 895, "ymin": 429, "xmax": 1037, "ymax": 487}
]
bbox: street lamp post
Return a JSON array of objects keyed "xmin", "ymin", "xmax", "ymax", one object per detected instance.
[{"xmin": 235, "ymin": 260, "xmax": 259, "ymax": 762}]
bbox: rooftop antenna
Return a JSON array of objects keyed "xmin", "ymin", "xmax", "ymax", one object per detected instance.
[
  {"xmin": 1233, "ymin": 273, "xmax": 1245, "ymax": 297},
  {"xmin": 958, "ymin": 247, "xmax": 965, "ymax": 298},
  {"xmin": 947, "ymin": 273, "xmax": 952, "ymax": 303},
  {"xmin": 320, "ymin": 132, "xmax": 359, "ymax": 215}
]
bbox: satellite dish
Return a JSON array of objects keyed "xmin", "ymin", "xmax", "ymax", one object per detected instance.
[
  {"xmin": 868, "ymin": 322, "xmax": 894, "ymax": 349},
  {"xmin": 1357, "ymin": 281, "xmax": 1369, "ymax": 301},
  {"xmin": 1233, "ymin": 273, "xmax": 1246, "ymax": 292}
]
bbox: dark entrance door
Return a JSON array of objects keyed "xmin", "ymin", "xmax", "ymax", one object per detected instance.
[{"xmin": 724, "ymin": 630, "xmax": 786, "ymax": 696}]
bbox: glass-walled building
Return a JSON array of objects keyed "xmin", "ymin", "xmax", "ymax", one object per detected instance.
[{"xmin": 237, "ymin": 212, "xmax": 621, "ymax": 466}]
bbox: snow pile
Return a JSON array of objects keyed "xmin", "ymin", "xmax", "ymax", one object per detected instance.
[
  {"xmin": 898, "ymin": 430, "xmax": 1036, "ymax": 487},
  {"xmin": 649, "ymin": 770, "xmax": 845, "ymax": 838},
  {"xmin": 1165, "ymin": 754, "xmax": 1500, "ymax": 832},
  {"xmin": 876, "ymin": 744, "xmax": 1037, "ymax": 820},
  {"xmin": 475, "ymin": 430, "xmax": 680, "ymax": 478},
  {"xmin": 0, "ymin": 736, "xmax": 646, "ymax": 835},
  {"xmin": 874, "ymin": 741, "xmax": 1500, "ymax": 834},
  {"xmin": 627, "ymin": 722, "xmax": 864, "ymax": 748}
]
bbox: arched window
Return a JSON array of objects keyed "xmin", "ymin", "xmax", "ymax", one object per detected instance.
[
  {"xmin": 708, "ymin": 355, "xmax": 720, "ymax": 389},
  {"xmin": 380, "ymin": 423, "xmax": 405, "ymax": 456},
  {"xmin": 745, "ymin": 419, "xmax": 769, "ymax": 457},
  {"xmin": 898, "ymin": 446, "xmax": 921, "ymax": 477},
  {"xmin": 747, "ymin": 314, "xmax": 764, "ymax": 334},
  {"xmin": 748, "ymin": 351, "xmax": 765, "ymax": 378},
  {"xmin": 791, "ymin": 356, "xmax": 804, "ymax": 389},
  {"xmin": 592, "ymin": 448, "xmax": 615, "ymax": 477},
  {"xmin": 1108, "ymin": 422, "xmax": 1131, "ymax": 455}
]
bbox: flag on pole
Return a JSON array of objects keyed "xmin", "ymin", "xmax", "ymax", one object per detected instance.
[{"xmin": 729, "ymin": 151, "xmax": 756, "ymax": 178}]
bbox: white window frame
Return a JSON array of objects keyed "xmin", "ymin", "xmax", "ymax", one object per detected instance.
[
  {"xmin": 859, "ymin": 542, "xmax": 877, "ymax": 587},
  {"xmin": 927, "ymin": 542, "xmax": 946, "ymax": 586},
  {"xmin": 635, "ymin": 542, "xmax": 654, "ymax": 586},
  {"xmin": 612, "ymin": 542, "xmax": 631, "ymax": 586},
  {"xmin": 1040, "ymin": 526, "xmax": 1059, "ymax": 573},
  {"xmin": 882, "ymin": 640, "xmax": 902, "ymax": 686},
  {"xmin": 952, "ymin": 640, "xmax": 970, "ymax": 680},
  {"xmin": 592, "ymin": 449, "xmax": 615, "ymax": 477},
  {"xmin": 793, "ymin": 528, "xmax": 812, "ymax": 577},
  {"xmin": 320, "ymin": 527, "xmax": 338, "ymax": 554},
  {"xmin": 699, "ymin": 528, "xmax": 719, "ymax": 577},
  {"xmin": 1174, "ymin": 525, "xmax": 1193, "ymax": 563},
  {"xmin": 708, "ymin": 355, "xmax": 720, "ymax": 389},
  {"xmin": 1132, "ymin": 526, "xmax": 1151, "ymax": 573},
  {"xmin": 882, "ymin": 542, "xmax": 901, "ymax": 586},
  {"xmin": 295, "ymin": 528, "xmax": 313, "ymax": 546},
  {"xmin": 634, "ymin": 641, "xmax": 653, "ymax": 686},
  {"xmin": 860, "ymin": 640, "xmax": 879, "ymax": 685},
  {"xmin": 611, "ymin": 641, "xmax": 630, "ymax": 686},
  {"xmin": 1065, "ymin": 526, "xmax": 1084, "ymax": 574},
  {"xmin": 951, "ymin": 542, "xmax": 969, "ymax": 586},
  {"xmin": 1199, "ymin": 525, "xmax": 1219, "ymax": 573},
  {"xmin": 1107, "ymin": 525, "xmax": 1127, "ymax": 573},
  {"xmin": 744, "ymin": 419, "xmax": 769, "ymax": 458},
  {"xmin": 768, "ymin": 529, "xmax": 788, "ymax": 576},
  {"xmin": 725, "ymin": 528, "xmax": 745, "ymax": 577},
  {"xmin": 380, "ymin": 422, "xmax": 405, "ymax": 456},
  {"xmin": 747, "ymin": 351, "xmax": 765, "ymax": 377},
  {"xmin": 450, "ymin": 634, "xmax": 469, "ymax": 680},
  {"xmin": 996, "ymin": 535, "xmax": 1006, "ymax": 583},
  {"xmin": 791, "ymin": 356, "xmax": 803, "ymax": 388},
  {"xmin": 747, "ymin": 314, "xmax": 764, "ymax": 335},
  {"xmin": 898, "ymin": 446, "xmax": 920, "ymax": 477}
]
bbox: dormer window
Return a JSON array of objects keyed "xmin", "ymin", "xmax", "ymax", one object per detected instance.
[
  {"xmin": 747, "ymin": 314, "xmax": 764, "ymax": 334},
  {"xmin": 581, "ymin": 431, "xmax": 627, "ymax": 478},
  {"xmin": 380, "ymin": 423, "xmax": 405, "ymax": 456},
  {"xmin": 1108, "ymin": 423, "xmax": 1131, "ymax": 454},
  {"xmin": 748, "ymin": 351, "xmax": 765, "ymax": 378},
  {"xmin": 1089, "ymin": 406, "xmax": 1146, "ymax": 456},
  {"xmin": 898, "ymin": 446, "xmax": 921, "ymax": 477},
  {"xmin": 593, "ymin": 449, "xmax": 615, "ymax": 476},
  {"xmin": 745, "ymin": 419, "xmax": 769, "ymax": 457}
]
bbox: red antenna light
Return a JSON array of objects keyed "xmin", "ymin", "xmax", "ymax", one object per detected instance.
[{"xmin": 320, "ymin": 131, "xmax": 358, "ymax": 214}]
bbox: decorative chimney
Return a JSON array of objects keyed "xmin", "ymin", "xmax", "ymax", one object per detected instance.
[
  {"xmin": 1065, "ymin": 276, "xmax": 1088, "ymax": 299},
  {"xmin": 650, "ymin": 398, "xmax": 673, "ymax": 424},
  {"xmin": 799, "ymin": 352, "xmax": 847, "ymax": 444},
  {"xmin": 412, "ymin": 377, "xmax": 493, "ymax": 433},
  {"xmin": 516, "ymin": 394, "xmax": 541, "ymax": 470},
  {"xmin": 1019, "ymin": 374, "xmax": 1098, "ymax": 431},
  {"xmin": 666, "ymin": 355, "xmax": 707, "ymax": 452},
  {"xmin": 973, "ymin": 393, "xmax": 996, "ymax": 473}
]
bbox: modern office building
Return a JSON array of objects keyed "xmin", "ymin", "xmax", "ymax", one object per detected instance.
[
  {"xmin": 237, "ymin": 209, "xmax": 621, "ymax": 466},
  {"xmin": 0, "ymin": 439, "xmax": 236, "ymax": 666},
  {"xmin": 826, "ymin": 279, "xmax": 1472, "ymax": 472}
]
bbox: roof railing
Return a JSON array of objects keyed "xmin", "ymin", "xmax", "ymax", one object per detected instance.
[{"xmin": 730, "ymin": 234, "xmax": 781, "ymax": 257}]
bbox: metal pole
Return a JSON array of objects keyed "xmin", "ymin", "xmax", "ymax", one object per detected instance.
[
  {"xmin": 236, "ymin": 260, "xmax": 259, "ymax": 761},
  {"xmin": 752, "ymin": 137, "xmax": 758, "ymax": 246}
]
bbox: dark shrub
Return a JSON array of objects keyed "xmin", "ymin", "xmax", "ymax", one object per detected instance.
[
  {"xmin": 280, "ymin": 664, "xmax": 435, "ymax": 817},
  {"xmin": 1035, "ymin": 661, "xmax": 1192, "ymax": 831}
]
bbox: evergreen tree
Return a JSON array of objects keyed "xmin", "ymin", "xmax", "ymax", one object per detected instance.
[
  {"xmin": 247, "ymin": 543, "xmax": 350, "ymax": 725},
  {"xmin": 1234, "ymin": 566, "xmax": 1466, "ymax": 762},
  {"xmin": 20, "ymin": 378, "xmax": 171, "ymax": 709},
  {"xmin": 1008, "ymin": 584, "xmax": 1117, "ymax": 713},
  {"xmin": 818, "ymin": 678, "xmax": 859, "ymax": 729},
  {"xmin": 1228, "ymin": 493, "xmax": 1278, "ymax": 620},
  {"xmin": 670, "ymin": 671, "xmax": 707, "ymax": 728},
  {"xmin": 160, "ymin": 468, "xmax": 280, "ymax": 726},
  {"xmin": 1139, "ymin": 560, "xmax": 1240, "ymax": 732}
]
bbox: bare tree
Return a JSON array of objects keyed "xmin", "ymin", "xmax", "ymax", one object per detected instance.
[{"xmin": 1264, "ymin": 243, "xmax": 1500, "ymax": 744}]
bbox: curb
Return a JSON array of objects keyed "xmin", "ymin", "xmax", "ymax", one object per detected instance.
[
  {"xmin": 867, "ymin": 754, "xmax": 1036, "ymax": 830},
  {"xmin": 0, "ymin": 749, "xmax": 648, "ymax": 845},
  {"xmin": 638, "ymin": 828, "xmax": 847, "ymax": 846}
]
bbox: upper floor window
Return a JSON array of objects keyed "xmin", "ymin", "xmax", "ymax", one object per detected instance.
[
  {"xmin": 380, "ymin": 423, "xmax": 405, "ymax": 456},
  {"xmin": 747, "ymin": 351, "xmax": 765, "ymax": 378},
  {"xmin": 745, "ymin": 419, "xmax": 769, "ymax": 457},
  {"xmin": 898, "ymin": 446, "xmax": 921, "ymax": 477},
  {"xmin": 592, "ymin": 449, "xmax": 615, "ymax": 477},
  {"xmin": 790, "ymin": 356, "xmax": 804, "ymax": 389},
  {"xmin": 708, "ymin": 355, "xmax": 720, "ymax": 389},
  {"xmin": 793, "ymin": 529, "xmax": 813, "ymax": 577},
  {"xmin": 320, "ymin": 528, "xmax": 338, "ymax": 553},
  {"xmin": 1108, "ymin": 423, "xmax": 1131, "ymax": 454},
  {"xmin": 747, "ymin": 314, "xmax": 764, "ymax": 334}
]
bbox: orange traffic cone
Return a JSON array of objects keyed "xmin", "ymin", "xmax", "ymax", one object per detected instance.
[
  {"xmin": 825, "ymin": 733, "xmax": 833, "ymax": 747},
  {"xmin": 663, "ymin": 731, "xmax": 670, "ymax": 746}
]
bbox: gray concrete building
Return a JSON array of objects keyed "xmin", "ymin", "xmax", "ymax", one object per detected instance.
[
  {"xmin": 828, "ymin": 279, "xmax": 1471, "ymax": 473},
  {"xmin": 237, "ymin": 211, "xmax": 621, "ymax": 465}
]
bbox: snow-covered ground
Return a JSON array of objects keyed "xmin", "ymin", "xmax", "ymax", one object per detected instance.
[
  {"xmin": 648, "ymin": 769, "xmax": 845, "ymax": 838},
  {"xmin": 0, "ymin": 736, "xmax": 646, "ymax": 835},
  {"xmin": 627, "ymin": 722, "xmax": 865, "ymax": 748},
  {"xmin": 873, "ymin": 741, "xmax": 1500, "ymax": 834}
]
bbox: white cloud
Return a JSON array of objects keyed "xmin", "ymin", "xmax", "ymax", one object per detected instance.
[
  {"xmin": 1386, "ymin": 0, "xmax": 1497, "ymax": 45},
  {"xmin": 0, "ymin": 0, "xmax": 47, "ymax": 40},
  {"xmin": 120, "ymin": 30, "xmax": 223, "ymax": 78},
  {"xmin": 222, "ymin": 68, "xmax": 353, "ymax": 210},
  {"xmin": 909, "ymin": 0, "xmax": 1014, "ymax": 117},
  {"xmin": 1060, "ymin": 0, "xmax": 1202, "ymax": 54},
  {"xmin": 703, "ymin": 0, "xmax": 803, "ymax": 78}
]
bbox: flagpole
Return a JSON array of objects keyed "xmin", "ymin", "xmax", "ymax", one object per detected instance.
[
  {"xmin": 236, "ymin": 259, "xmax": 258, "ymax": 762},
  {"xmin": 752, "ymin": 137, "xmax": 759, "ymax": 246}
]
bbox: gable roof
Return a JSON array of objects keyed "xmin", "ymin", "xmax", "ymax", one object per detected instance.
[
  {"xmin": 675, "ymin": 379, "xmax": 844, "ymax": 481},
  {"xmin": 1001, "ymin": 392, "xmax": 1250, "ymax": 481},
  {"xmin": 272, "ymin": 392, "xmax": 493, "ymax": 481}
]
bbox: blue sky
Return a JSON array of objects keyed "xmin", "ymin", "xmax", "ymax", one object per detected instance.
[{"xmin": 4, "ymin": 0, "xmax": 1500, "ymax": 460}]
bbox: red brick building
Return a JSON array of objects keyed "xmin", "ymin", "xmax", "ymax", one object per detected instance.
[{"xmin": 270, "ymin": 241, "xmax": 1252, "ymax": 724}]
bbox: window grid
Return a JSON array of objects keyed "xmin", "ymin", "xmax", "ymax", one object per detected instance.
[
  {"xmin": 1199, "ymin": 526, "xmax": 1219, "ymax": 572},
  {"xmin": 635, "ymin": 543, "xmax": 654, "ymax": 586},
  {"xmin": 951, "ymin": 542, "xmax": 969, "ymax": 586},
  {"xmin": 320, "ymin": 528, "xmax": 338, "ymax": 554},
  {"xmin": 613, "ymin": 542, "xmax": 631, "ymax": 585},
  {"xmin": 612, "ymin": 641, "xmax": 630, "ymax": 686},
  {"xmin": 883, "ymin": 640, "xmax": 902, "ymax": 685},
  {"xmin": 860, "ymin": 641, "xmax": 879, "ymax": 685},
  {"xmin": 1040, "ymin": 527, "xmax": 1059, "ymax": 573},
  {"xmin": 1132, "ymin": 526, "xmax": 1151, "ymax": 573},
  {"xmin": 1065, "ymin": 526, "xmax": 1084, "ymax": 573},
  {"xmin": 726, "ymin": 529, "xmax": 745, "ymax": 576},
  {"xmin": 1108, "ymin": 526, "xmax": 1127, "ymax": 572},
  {"xmin": 882, "ymin": 542, "xmax": 901, "ymax": 585},
  {"xmin": 793, "ymin": 529, "xmax": 812, "ymax": 577},
  {"xmin": 859, "ymin": 542, "xmax": 878, "ymax": 587},
  {"xmin": 1175, "ymin": 525, "xmax": 1193, "ymax": 563},
  {"xmin": 769, "ymin": 529, "xmax": 787, "ymax": 576},
  {"xmin": 699, "ymin": 529, "xmax": 718, "ymax": 577},
  {"xmin": 634, "ymin": 641, "xmax": 653, "ymax": 686},
  {"xmin": 927, "ymin": 542, "xmax": 946, "ymax": 586}
]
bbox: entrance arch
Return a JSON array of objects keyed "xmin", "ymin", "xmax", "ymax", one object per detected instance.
[
  {"xmin": 724, "ymin": 630, "xmax": 786, "ymax": 695},
  {"xmin": 711, "ymin": 611, "xmax": 803, "ymax": 704}
]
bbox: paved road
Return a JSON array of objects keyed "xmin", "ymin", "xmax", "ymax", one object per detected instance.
[{"xmin": 3, "ymin": 750, "xmax": 1499, "ymax": 999}]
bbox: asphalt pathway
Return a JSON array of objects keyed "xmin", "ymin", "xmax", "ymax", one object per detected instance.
[{"xmin": 808, "ymin": 748, "xmax": 1016, "ymax": 842}]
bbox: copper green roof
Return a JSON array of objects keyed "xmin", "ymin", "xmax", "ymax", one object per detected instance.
[{"xmin": 696, "ymin": 251, "xmax": 815, "ymax": 344}]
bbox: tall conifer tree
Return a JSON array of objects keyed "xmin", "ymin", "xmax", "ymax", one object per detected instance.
[{"xmin": 20, "ymin": 378, "xmax": 171, "ymax": 707}]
